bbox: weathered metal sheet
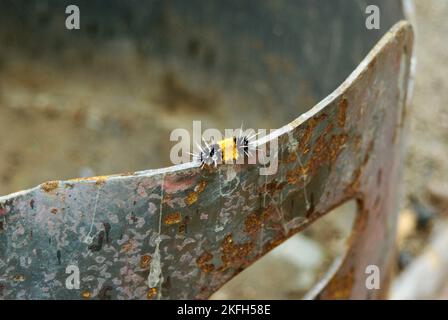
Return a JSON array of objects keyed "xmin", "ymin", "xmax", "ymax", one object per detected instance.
[{"xmin": 0, "ymin": 21, "xmax": 413, "ymax": 300}]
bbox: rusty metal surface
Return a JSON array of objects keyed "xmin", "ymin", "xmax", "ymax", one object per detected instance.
[{"xmin": 0, "ymin": 20, "xmax": 413, "ymax": 299}]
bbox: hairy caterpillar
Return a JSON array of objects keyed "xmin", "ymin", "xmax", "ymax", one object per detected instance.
[{"xmin": 194, "ymin": 130, "xmax": 257, "ymax": 168}]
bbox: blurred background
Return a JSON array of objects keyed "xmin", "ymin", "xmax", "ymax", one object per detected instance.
[
  {"xmin": 391, "ymin": 0, "xmax": 448, "ymax": 299},
  {"xmin": 0, "ymin": 0, "xmax": 447, "ymax": 299}
]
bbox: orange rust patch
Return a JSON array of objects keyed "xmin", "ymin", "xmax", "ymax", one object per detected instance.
[
  {"xmin": 285, "ymin": 152, "xmax": 297, "ymax": 163},
  {"xmin": 299, "ymin": 125, "xmax": 313, "ymax": 154},
  {"xmin": 81, "ymin": 291, "xmax": 91, "ymax": 299},
  {"xmin": 67, "ymin": 175, "xmax": 109, "ymax": 185},
  {"xmin": 195, "ymin": 181, "xmax": 207, "ymax": 193},
  {"xmin": 263, "ymin": 235, "xmax": 285, "ymax": 252},
  {"xmin": 51, "ymin": 208, "xmax": 58, "ymax": 215},
  {"xmin": 185, "ymin": 181, "xmax": 207, "ymax": 206},
  {"xmin": 261, "ymin": 206, "xmax": 274, "ymax": 223},
  {"xmin": 147, "ymin": 287, "xmax": 158, "ymax": 300},
  {"xmin": 338, "ymin": 98, "xmax": 348, "ymax": 128},
  {"xmin": 329, "ymin": 134, "xmax": 348, "ymax": 163},
  {"xmin": 185, "ymin": 191, "xmax": 199, "ymax": 205},
  {"xmin": 140, "ymin": 254, "xmax": 152, "ymax": 269},
  {"xmin": 244, "ymin": 213, "xmax": 262, "ymax": 234},
  {"xmin": 221, "ymin": 234, "xmax": 254, "ymax": 268},
  {"xmin": 41, "ymin": 181, "xmax": 59, "ymax": 193},
  {"xmin": 164, "ymin": 212, "xmax": 182, "ymax": 225},
  {"xmin": 324, "ymin": 268, "xmax": 355, "ymax": 299},
  {"xmin": 95, "ymin": 177, "xmax": 107, "ymax": 186},
  {"xmin": 196, "ymin": 251, "xmax": 215, "ymax": 273},
  {"xmin": 286, "ymin": 166, "xmax": 309, "ymax": 185},
  {"xmin": 299, "ymin": 113, "xmax": 327, "ymax": 154},
  {"xmin": 307, "ymin": 119, "xmax": 348, "ymax": 177}
]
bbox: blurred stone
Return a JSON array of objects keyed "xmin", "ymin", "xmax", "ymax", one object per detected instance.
[
  {"xmin": 391, "ymin": 222, "xmax": 448, "ymax": 300},
  {"xmin": 397, "ymin": 209, "xmax": 417, "ymax": 246},
  {"xmin": 410, "ymin": 196, "xmax": 436, "ymax": 231},
  {"xmin": 426, "ymin": 181, "xmax": 448, "ymax": 215}
]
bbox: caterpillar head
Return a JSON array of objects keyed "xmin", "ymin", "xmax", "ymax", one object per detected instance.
[{"xmin": 197, "ymin": 142, "xmax": 221, "ymax": 168}]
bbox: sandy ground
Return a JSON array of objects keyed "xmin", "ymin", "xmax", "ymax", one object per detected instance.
[
  {"xmin": 403, "ymin": 1, "xmax": 448, "ymax": 213},
  {"xmin": 387, "ymin": 0, "xmax": 448, "ymax": 299}
]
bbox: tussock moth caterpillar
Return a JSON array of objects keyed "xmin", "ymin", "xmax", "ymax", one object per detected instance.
[{"xmin": 194, "ymin": 129, "xmax": 258, "ymax": 168}]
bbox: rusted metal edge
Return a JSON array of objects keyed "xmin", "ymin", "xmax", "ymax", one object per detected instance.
[{"xmin": 0, "ymin": 21, "xmax": 413, "ymax": 300}]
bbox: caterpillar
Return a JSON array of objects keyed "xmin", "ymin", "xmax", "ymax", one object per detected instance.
[{"xmin": 194, "ymin": 130, "xmax": 257, "ymax": 168}]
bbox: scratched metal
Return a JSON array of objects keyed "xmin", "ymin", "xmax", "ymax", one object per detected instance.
[{"xmin": 0, "ymin": 21, "xmax": 413, "ymax": 299}]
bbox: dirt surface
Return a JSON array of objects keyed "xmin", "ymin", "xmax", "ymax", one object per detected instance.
[
  {"xmin": 404, "ymin": 1, "xmax": 448, "ymax": 204},
  {"xmin": 385, "ymin": 1, "xmax": 448, "ymax": 299},
  {"xmin": 396, "ymin": 0, "xmax": 448, "ymax": 275}
]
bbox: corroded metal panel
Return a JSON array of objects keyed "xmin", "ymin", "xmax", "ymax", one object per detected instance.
[{"xmin": 0, "ymin": 22, "xmax": 413, "ymax": 300}]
